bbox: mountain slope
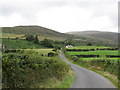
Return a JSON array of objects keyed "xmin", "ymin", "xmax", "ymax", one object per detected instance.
[
  {"xmin": 66, "ymin": 31, "xmax": 119, "ymax": 45},
  {"xmin": 2, "ymin": 26, "xmax": 73, "ymax": 40}
]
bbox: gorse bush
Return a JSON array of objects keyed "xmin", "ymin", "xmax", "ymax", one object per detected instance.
[{"xmin": 2, "ymin": 49, "xmax": 70, "ymax": 88}]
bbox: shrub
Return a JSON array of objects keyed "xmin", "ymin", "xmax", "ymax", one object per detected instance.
[
  {"xmin": 2, "ymin": 49, "xmax": 70, "ymax": 88},
  {"xmin": 71, "ymin": 56, "xmax": 79, "ymax": 62},
  {"xmin": 48, "ymin": 52, "xmax": 58, "ymax": 57},
  {"xmin": 87, "ymin": 43, "xmax": 92, "ymax": 46},
  {"xmin": 41, "ymin": 39, "xmax": 53, "ymax": 48},
  {"xmin": 25, "ymin": 35, "xmax": 39, "ymax": 44}
]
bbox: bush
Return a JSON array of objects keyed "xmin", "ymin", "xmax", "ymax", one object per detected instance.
[
  {"xmin": 71, "ymin": 56, "xmax": 79, "ymax": 62},
  {"xmin": 87, "ymin": 43, "xmax": 92, "ymax": 46},
  {"xmin": 2, "ymin": 49, "xmax": 70, "ymax": 88},
  {"xmin": 41, "ymin": 39, "xmax": 53, "ymax": 48},
  {"xmin": 52, "ymin": 46, "xmax": 61, "ymax": 52},
  {"xmin": 48, "ymin": 52, "xmax": 58, "ymax": 57},
  {"xmin": 25, "ymin": 35, "xmax": 39, "ymax": 44}
]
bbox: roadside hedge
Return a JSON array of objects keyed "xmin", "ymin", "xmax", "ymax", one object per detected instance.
[{"xmin": 2, "ymin": 49, "xmax": 70, "ymax": 88}]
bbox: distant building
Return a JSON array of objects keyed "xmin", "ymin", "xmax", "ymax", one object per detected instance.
[
  {"xmin": 66, "ymin": 45, "xmax": 73, "ymax": 48},
  {"xmin": 0, "ymin": 44, "xmax": 5, "ymax": 49}
]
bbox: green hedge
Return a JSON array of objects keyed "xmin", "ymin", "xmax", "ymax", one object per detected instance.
[{"xmin": 2, "ymin": 49, "xmax": 70, "ymax": 88}]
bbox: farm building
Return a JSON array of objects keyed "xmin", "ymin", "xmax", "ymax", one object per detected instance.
[{"xmin": 66, "ymin": 45, "xmax": 74, "ymax": 48}]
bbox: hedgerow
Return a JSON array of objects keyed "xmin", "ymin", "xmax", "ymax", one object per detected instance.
[{"xmin": 2, "ymin": 49, "xmax": 70, "ymax": 88}]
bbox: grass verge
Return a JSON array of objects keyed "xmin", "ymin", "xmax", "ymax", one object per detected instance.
[
  {"xmin": 54, "ymin": 69, "xmax": 75, "ymax": 88},
  {"xmin": 37, "ymin": 69, "xmax": 75, "ymax": 88}
]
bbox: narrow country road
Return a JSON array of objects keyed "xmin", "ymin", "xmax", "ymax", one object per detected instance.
[{"xmin": 60, "ymin": 51, "xmax": 117, "ymax": 88}]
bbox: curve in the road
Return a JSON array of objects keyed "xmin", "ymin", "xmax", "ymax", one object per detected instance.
[{"xmin": 60, "ymin": 51, "xmax": 117, "ymax": 88}]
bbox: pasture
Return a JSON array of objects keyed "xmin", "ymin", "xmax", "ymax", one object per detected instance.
[
  {"xmin": 66, "ymin": 46, "xmax": 112, "ymax": 49},
  {"xmin": 67, "ymin": 50, "xmax": 118, "ymax": 58},
  {"xmin": 26, "ymin": 49, "xmax": 54, "ymax": 55},
  {"xmin": 66, "ymin": 46, "xmax": 119, "ymax": 60},
  {"xmin": 2, "ymin": 38, "xmax": 45, "ymax": 49}
]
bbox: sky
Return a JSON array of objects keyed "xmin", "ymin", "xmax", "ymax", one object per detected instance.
[{"xmin": 0, "ymin": 0, "xmax": 119, "ymax": 33}]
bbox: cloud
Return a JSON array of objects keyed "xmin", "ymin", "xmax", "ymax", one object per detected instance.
[
  {"xmin": 0, "ymin": 0, "xmax": 118, "ymax": 32},
  {"xmin": 36, "ymin": 6, "xmax": 117, "ymax": 32},
  {"xmin": 36, "ymin": 6, "xmax": 92, "ymax": 32}
]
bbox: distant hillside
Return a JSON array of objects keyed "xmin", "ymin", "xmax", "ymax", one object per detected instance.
[
  {"xmin": 2, "ymin": 26, "xmax": 119, "ymax": 46},
  {"xmin": 2, "ymin": 26, "xmax": 73, "ymax": 41},
  {"xmin": 66, "ymin": 31, "xmax": 119, "ymax": 45}
]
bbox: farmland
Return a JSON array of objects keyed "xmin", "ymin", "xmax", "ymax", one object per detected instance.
[
  {"xmin": 2, "ymin": 38, "xmax": 46, "ymax": 49},
  {"xmin": 67, "ymin": 46, "xmax": 112, "ymax": 49},
  {"xmin": 32, "ymin": 49, "xmax": 54, "ymax": 55},
  {"xmin": 66, "ymin": 46, "xmax": 119, "ymax": 60},
  {"xmin": 67, "ymin": 50, "xmax": 119, "ymax": 59}
]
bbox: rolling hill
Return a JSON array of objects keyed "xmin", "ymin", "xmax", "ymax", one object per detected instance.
[
  {"xmin": 1, "ymin": 26, "xmax": 119, "ymax": 46},
  {"xmin": 66, "ymin": 31, "xmax": 119, "ymax": 46},
  {"xmin": 2, "ymin": 26, "xmax": 74, "ymax": 41}
]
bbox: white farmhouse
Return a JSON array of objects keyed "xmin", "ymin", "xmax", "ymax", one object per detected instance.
[{"xmin": 66, "ymin": 45, "xmax": 73, "ymax": 48}]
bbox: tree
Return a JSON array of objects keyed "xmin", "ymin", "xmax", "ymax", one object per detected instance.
[
  {"xmin": 25, "ymin": 35, "xmax": 35, "ymax": 41},
  {"xmin": 34, "ymin": 35, "xmax": 39, "ymax": 44},
  {"xmin": 25, "ymin": 35, "xmax": 39, "ymax": 44},
  {"xmin": 65, "ymin": 40, "xmax": 74, "ymax": 46},
  {"xmin": 52, "ymin": 46, "xmax": 61, "ymax": 53},
  {"xmin": 41, "ymin": 39, "xmax": 53, "ymax": 48},
  {"xmin": 87, "ymin": 43, "xmax": 92, "ymax": 46}
]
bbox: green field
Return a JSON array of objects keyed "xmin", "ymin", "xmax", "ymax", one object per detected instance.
[
  {"xmin": 67, "ymin": 46, "xmax": 113, "ymax": 49},
  {"xmin": 66, "ymin": 46, "xmax": 119, "ymax": 60},
  {"xmin": 25, "ymin": 49, "xmax": 54, "ymax": 55},
  {"xmin": 67, "ymin": 50, "xmax": 118, "ymax": 57},
  {"xmin": 2, "ymin": 38, "xmax": 45, "ymax": 49}
]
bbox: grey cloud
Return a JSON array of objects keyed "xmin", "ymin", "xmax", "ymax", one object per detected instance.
[
  {"xmin": 0, "ymin": 0, "xmax": 118, "ymax": 31},
  {"xmin": 0, "ymin": 0, "xmax": 67, "ymax": 20}
]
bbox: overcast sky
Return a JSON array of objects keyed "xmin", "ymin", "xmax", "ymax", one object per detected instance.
[{"xmin": 0, "ymin": 0, "xmax": 119, "ymax": 33}]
